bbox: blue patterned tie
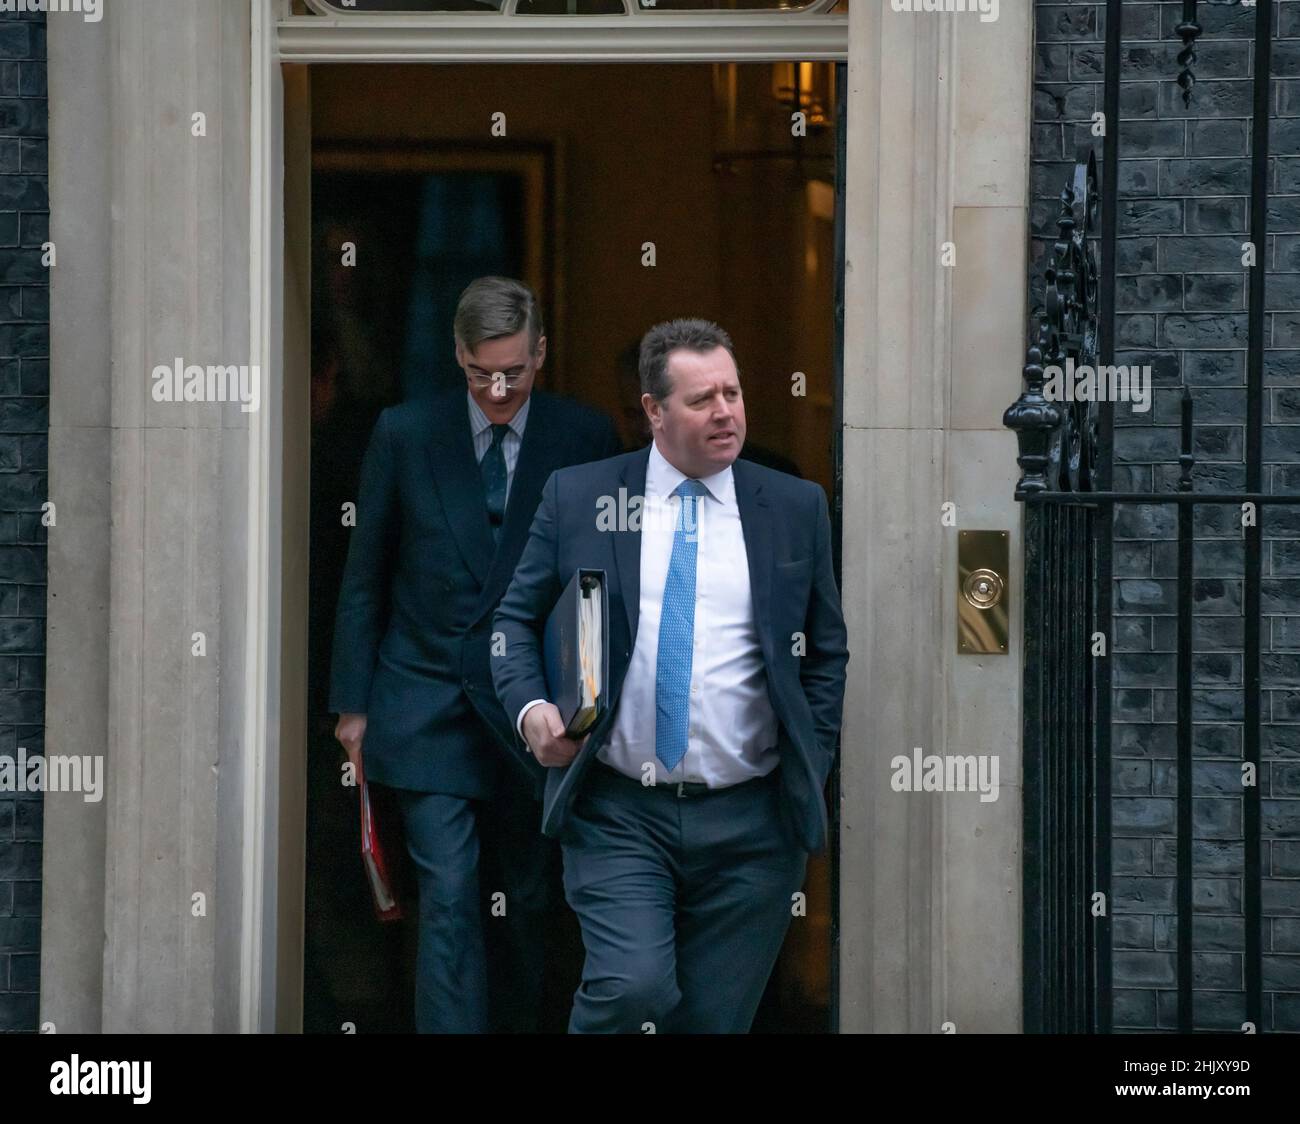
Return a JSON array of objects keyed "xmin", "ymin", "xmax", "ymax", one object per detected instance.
[
  {"xmin": 655, "ymin": 479, "xmax": 707, "ymax": 773},
  {"xmin": 480, "ymin": 422, "xmax": 510, "ymax": 545}
]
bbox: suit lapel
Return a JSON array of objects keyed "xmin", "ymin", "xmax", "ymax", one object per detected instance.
[
  {"xmin": 500, "ymin": 392, "xmax": 551, "ymax": 537},
  {"xmin": 426, "ymin": 392, "xmax": 495, "ymax": 583},
  {"xmin": 612, "ymin": 445, "xmax": 651, "ymax": 646},
  {"xmin": 732, "ymin": 458, "xmax": 773, "ymax": 656}
]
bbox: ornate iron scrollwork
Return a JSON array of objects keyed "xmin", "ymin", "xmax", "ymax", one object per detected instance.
[
  {"xmin": 1176, "ymin": 1, "xmax": 1202, "ymax": 108},
  {"xmin": 1005, "ymin": 149, "xmax": 1101, "ymax": 497}
]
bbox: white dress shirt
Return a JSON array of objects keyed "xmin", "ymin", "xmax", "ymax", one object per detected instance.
[
  {"xmin": 519, "ymin": 440, "xmax": 779, "ymax": 788},
  {"xmin": 468, "ymin": 390, "xmax": 529, "ymax": 505}
]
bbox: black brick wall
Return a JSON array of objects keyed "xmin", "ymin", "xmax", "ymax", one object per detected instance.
[
  {"xmin": 0, "ymin": 9, "xmax": 46, "ymax": 1036},
  {"xmin": 1032, "ymin": 0, "xmax": 1300, "ymax": 1032}
]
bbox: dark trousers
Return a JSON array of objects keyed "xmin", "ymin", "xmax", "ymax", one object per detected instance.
[
  {"xmin": 396, "ymin": 767, "xmax": 560, "ymax": 1034},
  {"xmin": 559, "ymin": 763, "xmax": 808, "ymax": 1034},
  {"xmin": 478, "ymin": 767, "xmax": 567, "ymax": 1033},
  {"xmin": 395, "ymin": 787, "xmax": 487, "ymax": 1033}
]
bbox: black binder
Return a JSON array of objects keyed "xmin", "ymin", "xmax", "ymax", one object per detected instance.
[{"xmin": 543, "ymin": 569, "xmax": 609, "ymax": 737}]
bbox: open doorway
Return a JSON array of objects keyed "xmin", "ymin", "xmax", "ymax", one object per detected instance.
[{"xmin": 303, "ymin": 60, "xmax": 842, "ymax": 1033}]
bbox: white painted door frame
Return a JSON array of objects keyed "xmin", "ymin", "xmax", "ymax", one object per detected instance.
[{"xmin": 246, "ymin": 0, "xmax": 850, "ymax": 1032}]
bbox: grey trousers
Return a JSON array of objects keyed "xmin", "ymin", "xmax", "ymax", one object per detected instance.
[{"xmin": 559, "ymin": 763, "xmax": 808, "ymax": 1034}]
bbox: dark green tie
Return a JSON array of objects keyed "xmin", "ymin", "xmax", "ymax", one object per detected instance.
[{"xmin": 480, "ymin": 422, "xmax": 510, "ymax": 544}]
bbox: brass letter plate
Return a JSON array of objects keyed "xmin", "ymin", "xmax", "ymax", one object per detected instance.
[{"xmin": 958, "ymin": 530, "xmax": 1009, "ymax": 655}]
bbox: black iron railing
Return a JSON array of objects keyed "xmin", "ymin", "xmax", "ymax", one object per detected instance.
[
  {"xmin": 1006, "ymin": 149, "xmax": 1107, "ymax": 1035},
  {"xmin": 1007, "ymin": 0, "xmax": 1278, "ymax": 1033}
]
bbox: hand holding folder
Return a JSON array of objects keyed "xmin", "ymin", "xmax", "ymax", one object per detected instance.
[{"xmin": 544, "ymin": 569, "xmax": 610, "ymax": 738}]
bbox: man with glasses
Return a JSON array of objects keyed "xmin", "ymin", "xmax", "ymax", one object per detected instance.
[{"xmin": 330, "ymin": 276, "xmax": 623, "ymax": 1033}]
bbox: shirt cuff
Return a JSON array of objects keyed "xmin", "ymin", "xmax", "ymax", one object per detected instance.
[{"xmin": 516, "ymin": 698, "xmax": 548, "ymax": 739}]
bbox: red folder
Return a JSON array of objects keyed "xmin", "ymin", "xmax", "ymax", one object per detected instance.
[{"xmin": 359, "ymin": 765, "xmax": 406, "ymax": 923}]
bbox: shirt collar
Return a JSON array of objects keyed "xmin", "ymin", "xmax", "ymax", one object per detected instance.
[
  {"xmin": 466, "ymin": 390, "xmax": 530, "ymax": 439},
  {"xmin": 646, "ymin": 438, "xmax": 733, "ymax": 505}
]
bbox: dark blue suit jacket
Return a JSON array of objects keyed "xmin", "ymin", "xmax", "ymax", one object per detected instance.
[
  {"xmin": 491, "ymin": 445, "xmax": 849, "ymax": 853},
  {"xmin": 329, "ymin": 388, "xmax": 623, "ymax": 799}
]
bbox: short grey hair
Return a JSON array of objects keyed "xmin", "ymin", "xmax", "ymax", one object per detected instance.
[
  {"xmin": 453, "ymin": 276, "xmax": 544, "ymax": 354},
  {"xmin": 638, "ymin": 318, "xmax": 737, "ymax": 401}
]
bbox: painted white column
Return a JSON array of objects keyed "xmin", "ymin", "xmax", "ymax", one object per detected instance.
[
  {"xmin": 42, "ymin": 0, "xmax": 255, "ymax": 1033},
  {"xmin": 838, "ymin": 3, "xmax": 1030, "ymax": 1032},
  {"xmin": 942, "ymin": 8, "xmax": 1033, "ymax": 1035},
  {"xmin": 41, "ymin": 2, "xmax": 113, "ymax": 1034}
]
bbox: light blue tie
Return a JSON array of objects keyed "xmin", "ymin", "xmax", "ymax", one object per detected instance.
[{"xmin": 655, "ymin": 479, "xmax": 708, "ymax": 774}]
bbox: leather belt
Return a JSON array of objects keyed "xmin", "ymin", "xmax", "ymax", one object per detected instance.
[{"xmin": 593, "ymin": 760, "xmax": 777, "ymax": 799}]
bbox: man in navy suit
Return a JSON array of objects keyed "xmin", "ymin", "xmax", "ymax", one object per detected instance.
[
  {"xmin": 330, "ymin": 276, "xmax": 623, "ymax": 1033},
  {"xmin": 492, "ymin": 318, "xmax": 849, "ymax": 1033}
]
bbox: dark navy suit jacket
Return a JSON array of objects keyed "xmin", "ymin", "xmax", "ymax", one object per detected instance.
[
  {"xmin": 491, "ymin": 445, "xmax": 850, "ymax": 853},
  {"xmin": 329, "ymin": 388, "xmax": 623, "ymax": 799}
]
